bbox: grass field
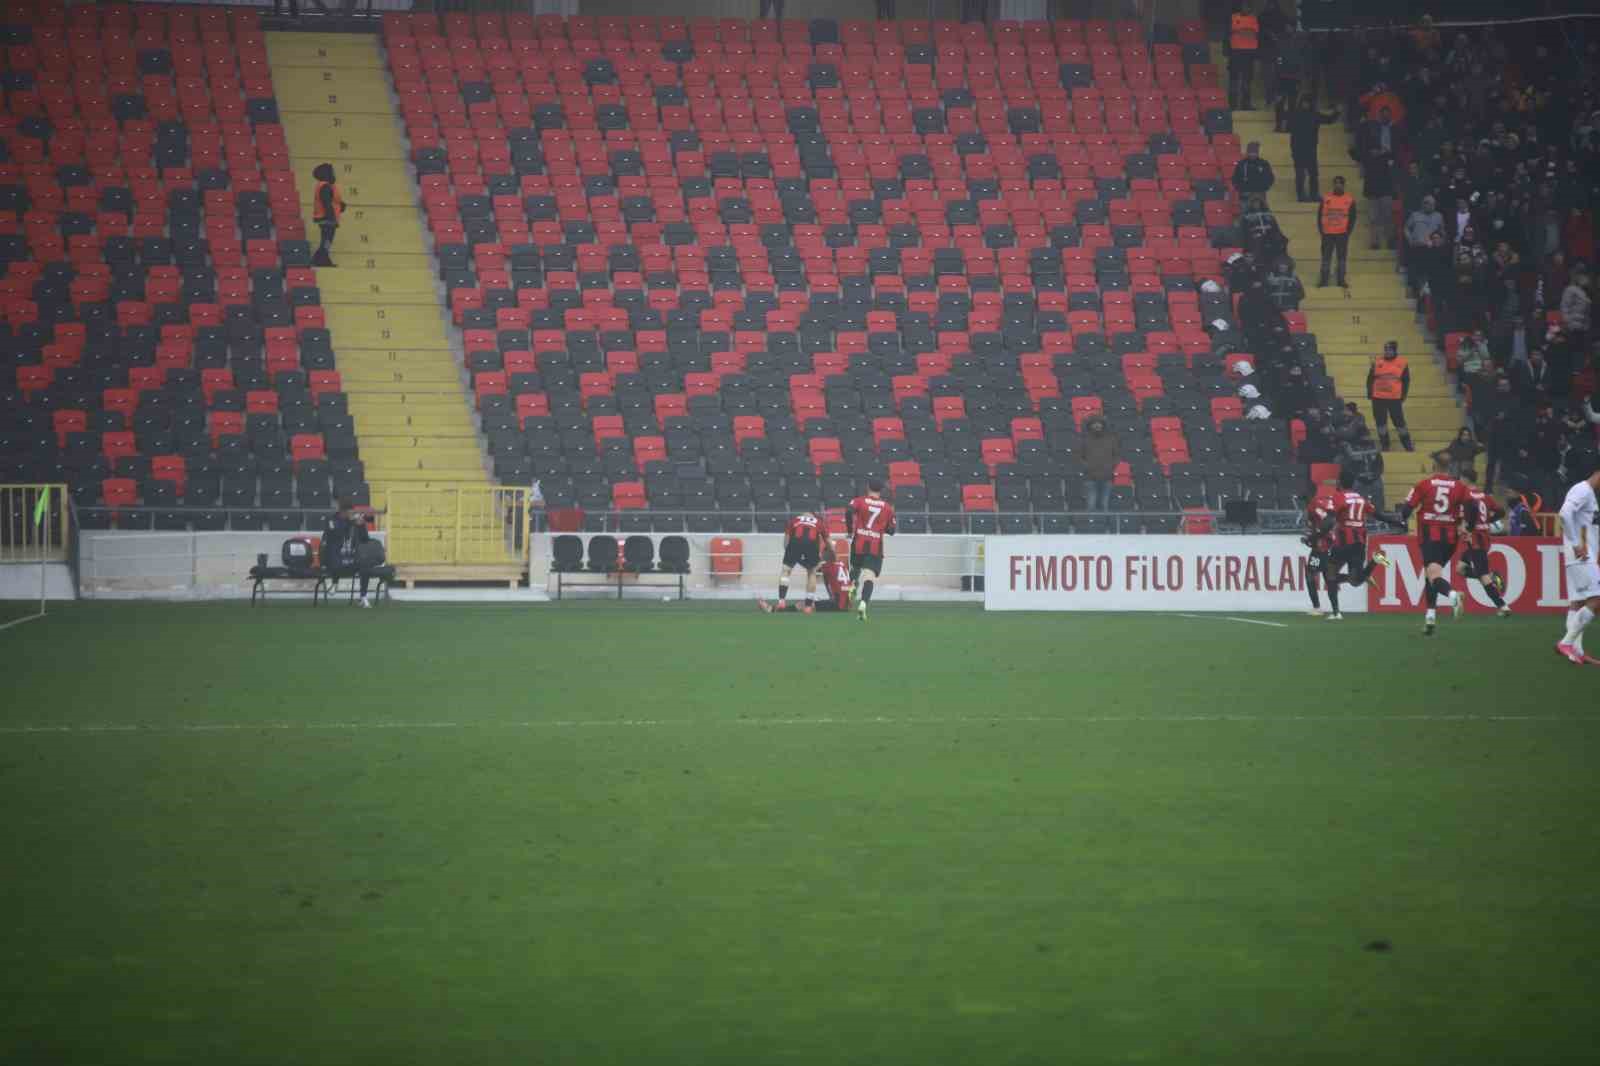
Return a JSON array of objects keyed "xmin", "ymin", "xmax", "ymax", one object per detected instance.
[{"xmin": 1, "ymin": 602, "xmax": 1596, "ymax": 1066}]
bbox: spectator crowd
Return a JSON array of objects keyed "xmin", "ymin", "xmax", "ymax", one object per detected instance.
[{"xmin": 1238, "ymin": 6, "xmax": 1600, "ymax": 509}]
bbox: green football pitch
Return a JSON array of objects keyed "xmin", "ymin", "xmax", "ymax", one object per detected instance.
[{"xmin": 1, "ymin": 602, "xmax": 1595, "ymax": 1066}]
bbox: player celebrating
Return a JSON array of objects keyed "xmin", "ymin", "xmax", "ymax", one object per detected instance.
[
  {"xmin": 1555, "ymin": 461, "xmax": 1600, "ymax": 665},
  {"xmin": 1458, "ymin": 467, "xmax": 1511, "ymax": 618},
  {"xmin": 1395, "ymin": 455, "xmax": 1473, "ymax": 636},
  {"xmin": 818, "ymin": 543, "xmax": 852, "ymax": 612},
  {"xmin": 845, "ymin": 479, "xmax": 896, "ymax": 622},
  {"xmin": 1302, "ymin": 479, "xmax": 1340, "ymax": 616},
  {"xmin": 1318, "ymin": 469, "xmax": 1395, "ymax": 621},
  {"xmin": 758, "ymin": 510, "xmax": 826, "ymax": 614}
]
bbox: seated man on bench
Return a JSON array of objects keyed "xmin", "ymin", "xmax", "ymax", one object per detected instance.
[{"xmin": 321, "ymin": 497, "xmax": 377, "ymax": 607}]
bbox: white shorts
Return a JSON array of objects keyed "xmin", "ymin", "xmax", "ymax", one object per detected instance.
[{"xmin": 1566, "ymin": 561, "xmax": 1600, "ymax": 601}]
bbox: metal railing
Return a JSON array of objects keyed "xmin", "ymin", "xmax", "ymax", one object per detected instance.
[
  {"xmin": 535, "ymin": 507, "xmax": 1309, "ymax": 537},
  {"xmin": 0, "ymin": 484, "xmax": 70, "ymax": 563},
  {"xmin": 386, "ymin": 485, "xmax": 533, "ymax": 568}
]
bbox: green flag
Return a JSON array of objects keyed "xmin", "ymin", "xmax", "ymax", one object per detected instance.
[{"xmin": 33, "ymin": 486, "xmax": 48, "ymax": 528}]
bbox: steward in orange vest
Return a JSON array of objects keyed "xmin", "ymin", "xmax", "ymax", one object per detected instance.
[
  {"xmin": 1317, "ymin": 176, "xmax": 1357, "ymax": 288},
  {"xmin": 312, "ymin": 161, "xmax": 343, "ymax": 267},
  {"xmin": 1366, "ymin": 341, "xmax": 1413, "ymax": 451},
  {"xmin": 1227, "ymin": 3, "xmax": 1260, "ymax": 111}
]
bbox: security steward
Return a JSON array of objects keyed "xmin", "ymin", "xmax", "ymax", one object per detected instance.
[
  {"xmin": 312, "ymin": 162, "xmax": 343, "ymax": 267},
  {"xmin": 1317, "ymin": 174, "xmax": 1356, "ymax": 288},
  {"xmin": 1227, "ymin": 2, "xmax": 1260, "ymax": 111},
  {"xmin": 1366, "ymin": 340, "xmax": 1414, "ymax": 452}
]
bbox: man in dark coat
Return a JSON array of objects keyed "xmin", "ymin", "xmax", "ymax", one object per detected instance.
[
  {"xmin": 1288, "ymin": 95, "xmax": 1340, "ymax": 201},
  {"xmin": 321, "ymin": 497, "xmax": 374, "ymax": 607}
]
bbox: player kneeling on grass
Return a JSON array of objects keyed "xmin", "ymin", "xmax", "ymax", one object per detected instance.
[
  {"xmin": 846, "ymin": 480, "xmax": 896, "ymax": 622},
  {"xmin": 758, "ymin": 510, "xmax": 825, "ymax": 614},
  {"xmin": 1555, "ymin": 461, "xmax": 1600, "ymax": 665},
  {"xmin": 1457, "ymin": 467, "xmax": 1512, "ymax": 618}
]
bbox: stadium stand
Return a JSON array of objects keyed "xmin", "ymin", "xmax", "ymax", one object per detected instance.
[
  {"xmin": 0, "ymin": 1, "xmax": 369, "ymax": 531},
  {"xmin": 384, "ymin": 10, "xmax": 1350, "ymax": 535}
]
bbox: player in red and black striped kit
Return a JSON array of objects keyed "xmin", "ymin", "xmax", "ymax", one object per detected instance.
[
  {"xmin": 758, "ymin": 511, "xmax": 827, "ymax": 614},
  {"xmin": 1310, "ymin": 470, "xmax": 1397, "ymax": 620},
  {"xmin": 1458, "ymin": 467, "xmax": 1511, "ymax": 617},
  {"xmin": 1395, "ymin": 455, "xmax": 1476, "ymax": 635},
  {"xmin": 845, "ymin": 480, "xmax": 896, "ymax": 622},
  {"xmin": 1302, "ymin": 481, "xmax": 1341, "ymax": 615}
]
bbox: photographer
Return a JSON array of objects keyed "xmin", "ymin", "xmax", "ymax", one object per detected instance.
[{"xmin": 321, "ymin": 497, "xmax": 374, "ymax": 608}]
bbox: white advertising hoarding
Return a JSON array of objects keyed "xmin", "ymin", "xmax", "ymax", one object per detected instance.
[{"xmin": 983, "ymin": 535, "xmax": 1366, "ymax": 613}]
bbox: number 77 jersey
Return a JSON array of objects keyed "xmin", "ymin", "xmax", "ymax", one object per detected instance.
[{"xmin": 846, "ymin": 494, "xmax": 896, "ymax": 555}]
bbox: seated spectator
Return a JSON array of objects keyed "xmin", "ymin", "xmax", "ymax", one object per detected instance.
[
  {"xmin": 1297, "ymin": 405, "xmax": 1338, "ymax": 463},
  {"xmin": 1265, "ymin": 254, "xmax": 1305, "ymax": 310},
  {"xmin": 1432, "ymin": 427, "xmax": 1485, "ymax": 477},
  {"xmin": 320, "ymin": 497, "xmax": 375, "ymax": 608},
  {"xmin": 1276, "ymin": 362, "xmax": 1314, "ymax": 418}
]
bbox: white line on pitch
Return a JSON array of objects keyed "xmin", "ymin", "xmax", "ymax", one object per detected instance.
[
  {"xmin": 0, "ymin": 714, "xmax": 1586, "ymax": 736},
  {"xmin": 1175, "ymin": 613, "xmax": 1290, "ymax": 628}
]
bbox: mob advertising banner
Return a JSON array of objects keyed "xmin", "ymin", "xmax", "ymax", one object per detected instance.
[
  {"xmin": 1367, "ymin": 535, "xmax": 1568, "ymax": 614},
  {"xmin": 983, "ymin": 535, "xmax": 1360, "ymax": 612}
]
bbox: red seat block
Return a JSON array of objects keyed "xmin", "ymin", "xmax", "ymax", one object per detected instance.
[{"xmin": 961, "ymin": 484, "xmax": 997, "ymax": 511}]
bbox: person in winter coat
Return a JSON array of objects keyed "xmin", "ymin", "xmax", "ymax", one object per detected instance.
[
  {"xmin": 1264, "ymin": 255, "xmax": 1304, "ymax": 310},
  {"xmin": 1560, "ymin": 270, "xmax": 1591, "ymax": 351},
  {"xmin": 1076, "ymin": 415, "xmax": 1121, "ymax": 512},
  {"xmin": 1288, "ymin": 95, "xmax": 1340, "ymax": 202},
  {"xmin": 1231, "ymin": 142, "xmax": 1276, "ymax": 205},
  {"xmin": 321, "ymin": 497, "xmax": 374, "ymax": 607},
  {"xmin": 1355, "ymin": 107, "xmax": 1399, "ymax": 250}
]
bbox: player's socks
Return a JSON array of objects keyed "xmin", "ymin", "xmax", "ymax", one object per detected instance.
[
  {"xmin": 861, "ymin": 578, "xmax": 875, "ymax": 603},
  {"xmin": 1482, "ymin": 577, "xmax": 1505, "ymax": 609},
  {"xmin": 777, "ymin": 580, "xmax": 789, "ymax": 605},
  {"xmin": 1423, "ymin": 584, "xmax": 1438, "ymax": 609},
  {"xmin": 1326, "ymin": 581, "xmax": 1340, "ymax": 615},
  {"xmin": 1308, "ymin": 582, "xmax": 1321, "ymax": 610},
  {"xmin": 1430, "ymin": 577, "xmax": 1453, "ymax": 600},
  {"xmin": 1564, "ymin": 606, "xmax": 1595, "ymax": 647}
]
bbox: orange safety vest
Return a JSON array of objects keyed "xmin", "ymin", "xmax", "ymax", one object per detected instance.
[
  {"xmin": 313, "ymin": 180, "xmax": 344, "ymax": 223},
  {"xmin": 1371, "ymin": 356, "xmax": 1407, "ymax": 400},
  {"xmin": 1321, "ymin": 192, "xmax": 1353, "ymax": 235},
  {"xmin": 1230, "ymin": 13, "xmax": 1259, "ymax": 53}
]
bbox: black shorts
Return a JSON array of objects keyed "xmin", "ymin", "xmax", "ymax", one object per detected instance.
[
  {"xmin": 1459, "ymin": 547, "xmax": 1491, "ymax": 579},
  {"xmin": 1331, "ymin": 542, "xmax": 1367, "ymax": 576},
  {"xmin": 1420, "ymin": 536, "xmax": 1458, "ymax": 568},
  {"xmin": 1306, "ymin": 548, "xmax": 1328, "ymax": 573},
  {"xmin": 850, "ymin": 547, "xmax": 884, "ymax": 578},
  {"xmin": 783, "ymin": 540, "xmax": 820, "ymax": 570}
]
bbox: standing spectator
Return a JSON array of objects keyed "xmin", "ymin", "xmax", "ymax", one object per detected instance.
[
  {"xmin": 1270, "ymin": 28, "xmax": 1306, "ymax": 132},
  {"xmin": 1537, "ymin": 251, "xmax": 1570, "ymax": 313},
  {"xmin": 1481, "ymin": 375, "xmax": 1522, "ymax": 492},
  {"xmin": 1076, "ymin": 415, "xmax": 1120, "ymax": 512},
  {"xmin": 1456, "ymin": 328, "xmax": 1492, "ymax": 380},
  {"xmin": 1356, "ymin": 106, "xmax": 1399, "ymax": 251},
  {"xmin": 1276, "ymin": 362, "xmax": 1314, "ymax": 418},
  {"xmin": 1404, "ymin": 194, "xmax": 1444, "ymax": 282},
  {"xmin": 761, "ymin": 0, "xmax": 786, "ymax": 19},
  {"xmin": 1288, "ymin": 95, "xmax": 1339, "ymax": 202},
  {"xmin": 1511, "ymin": 347, "xmax": 1554, "ymax": 405},
  {"xmin": 1227, "ymin": 1, "xmax": 1260, "ymax": 111},
  {"xmin": 1367, "ymin": 340, "xmax": 1414, "ymax": 451},
  {"xmin": 1231, "ymin": 142, "xmax": 1275, "ymax": 205},
  {"xmin": 1561, "ymin": 269, "xmax": 1591, "ymax": 352},
  {"xmin": 311, "ymin": 162, "xmax": 342, "ymax": 268},
  {"xmin": 1317, "ymin": 175, "xmax": 1356, "ymax": 288}
]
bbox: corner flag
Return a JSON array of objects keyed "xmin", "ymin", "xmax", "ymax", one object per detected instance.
[{"xmin": 33, "ymin": 486, "xmax": 48, "ymax": 527}]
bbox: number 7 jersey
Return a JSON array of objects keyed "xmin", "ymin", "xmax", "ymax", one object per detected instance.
[{"xmin": 846, "ymin": 494, "xmax": 896, "ymax": 554}]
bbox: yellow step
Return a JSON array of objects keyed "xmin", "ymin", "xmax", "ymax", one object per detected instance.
[
  {"xmin": 337, "ymin": 347, "xmax": 458, "ymax": 367},
  {"xmin": 314, "ymin": 272, "xmax": 439, "ymax": 300},
  {"xmin": 274, "ymin": 72, "xmax": 395, "ymax": 115},
  {"xmin": 281, "ymin": 121, "xmax": 406, "ymax": 162},
  {"xmin": 265, "ymin": 34, "xmax": 384, "ymax": 69}
]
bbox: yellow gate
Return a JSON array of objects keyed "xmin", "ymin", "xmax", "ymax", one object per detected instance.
[{"xmin": 384, "ymin": 485, "xmax": 532, "ymax": 580}]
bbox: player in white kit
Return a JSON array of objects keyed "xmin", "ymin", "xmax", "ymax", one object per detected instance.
[{"xmin": 1555, "ymin": 463, "xmax": 1600, "ymax": 665}]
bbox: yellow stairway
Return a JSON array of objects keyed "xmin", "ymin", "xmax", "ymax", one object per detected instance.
[
  {"xmin": 266, "ymin": 32, "xmax": 488, "ymax": 518},
  {"xmin": 1227, "ymin": 105, "xmax": 1463, "ymax": 504}
]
